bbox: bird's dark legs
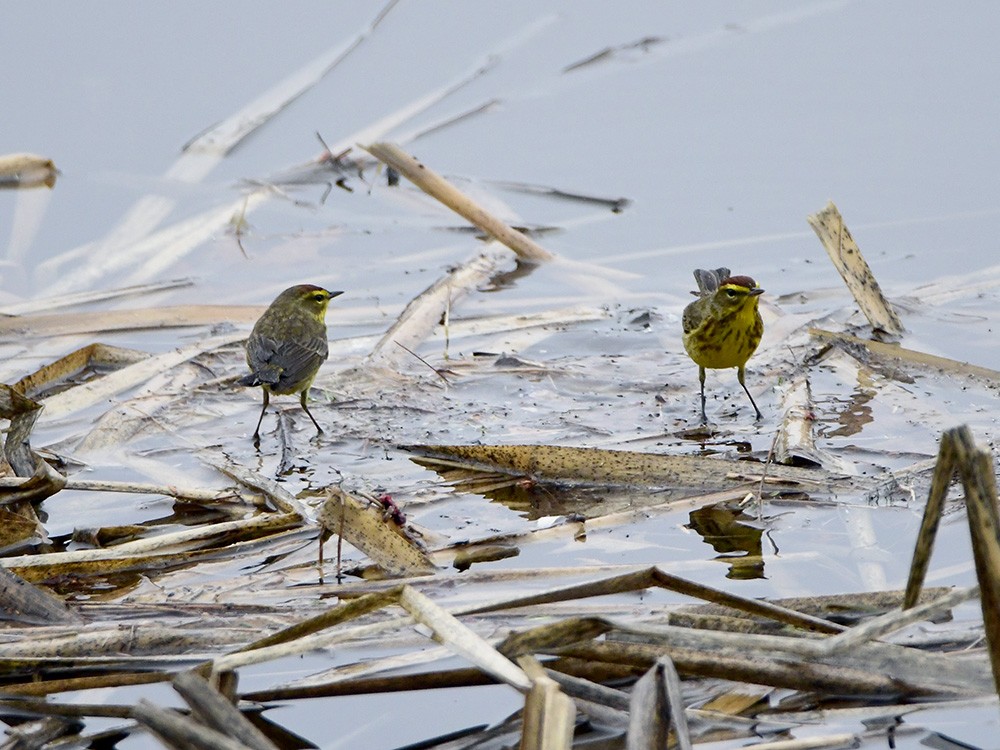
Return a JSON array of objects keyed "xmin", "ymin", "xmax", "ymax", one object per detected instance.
[
  {"xmin": 698, "ymin": 366, "xmax": 707, "ymax": 424},
  {"xmin": 300, "ymin": 390, "xmax": 323, "ymax": 434},
  {"xmin": 252, "ymin": 389, "xmax": 270, "ymax": 442},
  {"xmin": 738, "ymin": 366, "xmax": 762, "ymax": 420},
  {"xmin": 251, "ymin": 389, "xmax": 323, "ymax": 443}
]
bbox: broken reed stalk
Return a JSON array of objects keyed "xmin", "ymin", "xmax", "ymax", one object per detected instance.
[
  {"xmin": 0, "ymin": 385, "xmax": 64, "ymax": 502},
  {"xmin": 814, "ymin": 585, "xmax": 978, "ymax": 657},
  {"xmin": 0, "ymin": 697, "xmax": 134, "ymax": 720},
  {"xmin": 0, "ymin": 624, "xmax": 252, "ymax": 661},
  {"xmin": 554, "ymin": 641, "xmax": 941, "ymax": 698},
  {"xmin": 172, "ymin": 671, "xmax": 277, "ymax": 750},
  {"xmin": 132, "ymin": 699, "xmax": 255, "ymax": 750},
  {"xmin": 223, "ymin": 586, "xmax": 405, "ymax": 657},
  {"xmin": 903, "ymin": 437, "xmax": 955, "ymax": 609},
  {"xmin": 464, "ymin": 566, "xmax": 845, "ymax": 634},
  {"xmin": 1, "ymin": 513, "xmax": 300, "ymax": 570},
  {"xmin": 626, "ymin": 656, "xmax": 692, "ymax": 750},
  {"xmin": 364, "ymin": 247, "xmax": 510, "ymax": 368},
  {"xmin": 1, "ymin": 717, "xmax": 70, "ymax": 747},
  {"xmin": 518, "ymin": 655, "xmax": 575, "ymax": 750},
  {"xmin": 38, "ymin": 331, "xmax": 246, "ymax": 422},
  {"xmin": 3, "ymin": 672, "xmax": 170, "ymax": 698},
  {"xmin": 211, "ymin": 459, "xmax": 312, "ymax": 517},
  {"xmin": 241, "ymin": 666, "xmax": 495, "ymax": 702},
  {"xmin": 807, "ymin": 201, "xmax": 904, "ymax": 335},
  {"xmin": 903, "ymin": 425, "xmax": 1000, "ymax": 703},
  {"xmin": 400, "ymin": 586, "xmax": 532, "ymax": 691},
  {"xmin": 0, "ymin": 477, "xmax": 240, "ymax": 503},
  {"xmin": 362, "ymin": 142, "xmax": 554, "ymax": 263},
  {"xmin": 0, "ymin": 279, "xmax": 194, "ymax": 316},
  {"xmin": 0, "ymin": 153, "xmax": 58, "ymax": 189},
  {"xmin": 811, "ymin": 328, "xmax": 1000, "ymax": 385},
  {"xmin": 0, "ymin": 567, "xmax": 82, "ymax": 626}
]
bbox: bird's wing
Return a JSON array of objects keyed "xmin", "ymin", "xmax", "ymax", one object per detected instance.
[
  {"xmin": 682, "ymin": 303, "xmax": 700, "ymax": 334},
  {"xmin": 246, "ymin": 334, "xmax": 328, "ymax": 391}
]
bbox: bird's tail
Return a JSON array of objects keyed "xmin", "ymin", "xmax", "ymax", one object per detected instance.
[
  {"xmin": 692, "ymin": 267, "xmax": 730, "ymax": 296},
  {"xmin": 237, "ymin": 367, "xmax": 281, "ymax": 388},
  {"xmin": 237, "ymin": 373, "xmax": 262, "ymax": 387}
]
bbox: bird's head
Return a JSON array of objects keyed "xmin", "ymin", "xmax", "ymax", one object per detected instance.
[
  {"xmin": 713, "ymin": 275, "xmax": 763, "ymax": 311},
  {"xmin": 283, "ymin": 285, "xmax": 344, "ymax": 318}
]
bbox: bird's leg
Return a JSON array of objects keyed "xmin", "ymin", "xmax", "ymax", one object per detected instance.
[
  {"xmin": 737, "ymin": 366, "xmax": 762, "ymax": 420},
  {"xmin": 252, "ymin": 389, "xmax": 270, "ymax": 442},
  {"xmin": 300, "ymin": 390, "xmax": 323, "ymax": 434},
  {"xmin": 698, "ymin": 366, "xmax": 708, "ymax": 424}
]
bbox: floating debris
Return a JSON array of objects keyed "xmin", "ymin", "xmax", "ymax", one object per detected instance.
[{"xmin": 0, "ymin": 153, "xmax": 58, "ymax": 190}]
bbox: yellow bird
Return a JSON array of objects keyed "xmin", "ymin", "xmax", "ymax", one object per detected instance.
[{"xmin": 682, "ymin": 268, "xmax": 764, "ymax": 423}]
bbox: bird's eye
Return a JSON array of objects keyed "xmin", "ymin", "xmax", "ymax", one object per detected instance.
[
  {"xmin": 312, "ymin": 293, "xmax": 326, "ymax": 302},
  {"xmin": 725, "ymin": 289, "xmax": 738, "ymax": 298}
]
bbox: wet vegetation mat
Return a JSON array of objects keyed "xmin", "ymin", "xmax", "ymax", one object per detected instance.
[
  {"xmin": 3, "ymin": 7, "xmax": 1000, "ymax": 748},
  {"xmin": 2, "ymin": 156, "xmax": 999, "ymax": 748}
]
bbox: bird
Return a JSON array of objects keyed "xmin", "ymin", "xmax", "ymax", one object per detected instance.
[
  {"xmin": 681, "ymin": 268, "xmax": 764, "ymax": 423},
  {"xmin": 239, "ymin": 284, "xmax": 343, "ymax": 442}
]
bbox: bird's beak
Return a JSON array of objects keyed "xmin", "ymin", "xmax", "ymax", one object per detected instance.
[
  {"xmin": 750, "ymin": 288, "xmax": 764, "ymax": 296},
  {"xmin": 328, "ymin": 290, "xmax": 345, "ymax": 299}
]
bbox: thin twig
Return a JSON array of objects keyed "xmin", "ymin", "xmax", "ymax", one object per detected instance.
[{"xmin": 394, "ymin": 341, "xmax": 451, "ymax": 384}]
